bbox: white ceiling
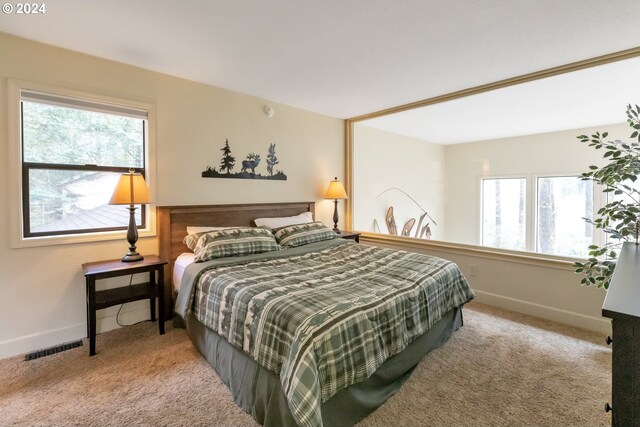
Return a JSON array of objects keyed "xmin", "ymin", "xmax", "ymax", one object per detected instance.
[
  {"xmin": 1, "ymin": 0, "xmax": 640, "ymax": 120},
  {"xmin": 361, "ymin": 56, "xmax": 640, "ymax": 144}
]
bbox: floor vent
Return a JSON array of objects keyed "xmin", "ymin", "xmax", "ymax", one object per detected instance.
[{"xmin": 24, "ymin": 340, "xmax": 83, "ymax": 361}]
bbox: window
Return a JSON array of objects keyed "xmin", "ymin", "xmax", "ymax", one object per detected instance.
[
  {"xmin": 481, "ymin": 176, "xmax": 598, "ymax": 257},
  {"xmin": 536, "ymin": 176, "xmax": 593, "ymax": 257},
  {"xmin": 481, "ymin": 178, "xmax": 526, "ymax": 251},
  {"xmin": 21, "ymin": 90, "xmax": 148, "ymax": 238}
]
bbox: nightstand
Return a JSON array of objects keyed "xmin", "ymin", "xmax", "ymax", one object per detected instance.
[
  {"xmin": 82, "ymin": 255, "xmax": 167, "ymax": 356},
  {"xmin": 338, "ymin": 231, "xmax": 361, "ymax": 243}
]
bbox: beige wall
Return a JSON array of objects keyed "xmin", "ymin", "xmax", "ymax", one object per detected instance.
[
  {"xmin": 0, "ymin": 33, "xmax": 344, "ymax": 358},
  {"xmin": 353, "ymin": 124, "xmax": 445, "ymax": 239}
]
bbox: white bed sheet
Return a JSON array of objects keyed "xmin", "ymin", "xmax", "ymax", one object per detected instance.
[{"xmin": 173, "ymin": 253, "xmax": 195, "ymax": 292}]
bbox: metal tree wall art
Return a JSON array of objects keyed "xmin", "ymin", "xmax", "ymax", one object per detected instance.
[
  {"xmin": 374, "ymin": 187, "xmax": 437, "ymax": 239},
  {"xmin": 202, "ymin": 139, "xmax": 287, "ymax": 180},
  {"xmin": 218, "ymin": 139, "xmax": 235, "ymax": 174},
  {"xmin": 266, "ymin": 143, "xmax": 279, "ymax": 176}
]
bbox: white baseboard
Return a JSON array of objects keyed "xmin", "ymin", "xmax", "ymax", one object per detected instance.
[
  {"xmin": 1, "ymin": 289, "xmax": 610, "ymax": 358},
  {"xmin": 473, "ymin": 289, "xmax": 611, "ymax": 335},
  {"xmin": 0, "ymin": 305, "xmax": 151, "ymax": 360},
  {"xmin": 0, "ymin": 322, "xmax": 86, "ymax": 360},
  {"xmin": 96, "ymin": 304, "xmax": 153, "ymax": 332}
]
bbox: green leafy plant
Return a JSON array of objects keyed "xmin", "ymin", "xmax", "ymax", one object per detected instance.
[{"xmin": 574, "ymin": 104, "xmax": 640, "ymax": 289}]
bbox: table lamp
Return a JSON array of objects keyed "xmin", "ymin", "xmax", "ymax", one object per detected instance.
[
  {"xmin": 109, "ymin": 170, "xmax": 151, "ymax": 262},
  {"xmin": 325, "ymin": 177, "xmax": 348, "ymax": 234}
]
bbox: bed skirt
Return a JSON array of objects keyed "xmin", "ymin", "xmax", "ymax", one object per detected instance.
[{"xmin": 185, "ymin": 307, "xmax": 462, "ymax": 427}]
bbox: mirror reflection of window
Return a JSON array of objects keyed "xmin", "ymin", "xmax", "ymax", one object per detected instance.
[
  {"xmin": 481, "ymin": 178, "xmax": 526, "ymax": 251},
  {"xmin": 536, "ymin": 176, "xmax": 593, "ymax": 258},
  {"xmin": 351, "ymin": 55, "xmax": 640, "ymax": 259}
]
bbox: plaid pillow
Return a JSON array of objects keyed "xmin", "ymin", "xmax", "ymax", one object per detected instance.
[
  {"xmin": 184, "ymin": 232, "xmax": 204, "ymax": 251},
  {"xmin": 190, "ymin": 227, "xmax": 279, "ymax": 262},
  {"xmin": 273, "ymin": 221, "xmax": 338, "ymax": 248},
  {"xmin": 183, "ymin": 227, "xmax": 242, "ymax": 251}
]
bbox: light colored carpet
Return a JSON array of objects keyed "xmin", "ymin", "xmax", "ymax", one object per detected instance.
[{"xmin": 0, "ymin": 302, "xmax": 612, "ymax": 427}]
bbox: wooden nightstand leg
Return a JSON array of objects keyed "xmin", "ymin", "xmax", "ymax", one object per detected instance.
[
  {"xmin": 85, "ymin": 282, "xmax": 90, "ymax": 339},
  {"xmin": 149, "ymin": 270, "xmax": 156, "ymax": 322},
  {"xmin": 157, "ymin": 267, "xmax": 165, "ymax": 335},
  {"xmin": 86, "ymin": 277, "xmax": 97, "ymax": 356}
]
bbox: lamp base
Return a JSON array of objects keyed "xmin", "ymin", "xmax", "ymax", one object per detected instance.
[
  {"xmin": 332, "ymin": 199, "xmax": 341, "ymax": 235},
  {"xmin": 122, "ymin": 205, "xmax": 143, "ymax": 262},
  {"xmin": 122, "ymin": 252, "xmax": 144, "ymax": 262}
]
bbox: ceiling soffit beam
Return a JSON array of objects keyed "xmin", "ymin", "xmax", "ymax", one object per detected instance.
[
  {"xmin": 347, "ymin": 46, "xmax": 640, "ymax": 123},
  {"xmin": 343, "ymin": 45, "xmax": 640, "ymax": 231}
]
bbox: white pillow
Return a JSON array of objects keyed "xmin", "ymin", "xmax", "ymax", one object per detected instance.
[
  {"xmin": 254, "ymin": 211, "xmax": 313, "ymax": 229},
  {"xmin": 186, "ymin": 226, "xmax": 234, "ymax": 235}
]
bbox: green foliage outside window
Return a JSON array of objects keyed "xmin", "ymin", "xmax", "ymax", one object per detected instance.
[
  {"xmin": 23, "ymin": 102, "xmax": 143, "ymax": 167},
  {"xmin": 22, "ymin": 101, "xmax": 144, "ymax": 230}
]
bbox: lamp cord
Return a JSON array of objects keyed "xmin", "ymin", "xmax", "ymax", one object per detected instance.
[{"xmin": 115, "ymin": 274, "xmax": 149, "ymax": 327}]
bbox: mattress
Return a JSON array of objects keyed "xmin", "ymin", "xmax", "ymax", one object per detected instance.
[
  {"xmin": 176, "ymin": 239, "xmax": 474, "ymax": 427},
  {"xmin": 185, "ymin": 307, "xmax": 463, "ymax": 427},
  {"xmin": 172, "ymin": 252, "xmax": 195, "ymax": 291}
]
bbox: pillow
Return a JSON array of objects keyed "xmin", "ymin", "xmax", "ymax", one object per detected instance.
[
  {"xmin": 186, "ymin": 226, "xmax": 234, "ymax": 235},
  {"xmin": 184, "ymin": 227, "xmax": 238, "ymax": 251},
  {"xmin": 190, "ymin": 227, "xmax": 280, "ymax": 262},
  {"xmin": 254, "ymin": 211, "xmax": 313, "ymax": 229},
  {"xmin": 273, "ymin": 221, "xmax": 338, "ymax": 248}
]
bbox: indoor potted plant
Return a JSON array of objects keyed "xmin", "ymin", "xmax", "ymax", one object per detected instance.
[{"xmin": 574, "ymin": 104, "xmax": 640, "ymax": 289}]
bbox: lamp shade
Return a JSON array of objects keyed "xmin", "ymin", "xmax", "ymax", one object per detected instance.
[
  {"xmin": 325, "ymin": 177, "xmax": 348, "ymax": 200},
  {"xmin": 109, "ymin": 172, "xmax": 151, "ymax": 205}
]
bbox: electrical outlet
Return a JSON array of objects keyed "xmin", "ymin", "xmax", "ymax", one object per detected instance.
[{"xmin": 469, "ymin": 265, "xmax": 478, "ymax": 277}]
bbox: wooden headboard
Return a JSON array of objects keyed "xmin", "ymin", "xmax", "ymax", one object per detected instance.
[{"xmin": 157, "ymin": 201, "xmax": 315, "ymax": 316}]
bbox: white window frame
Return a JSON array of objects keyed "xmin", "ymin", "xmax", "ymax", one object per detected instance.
[
  {"xmin": 479, "ymin": 173, "xmax": 605, "ymax": 259},
  {"xmin": 8, "ymin": 79, "xmax": 157, "ymax": 248}
]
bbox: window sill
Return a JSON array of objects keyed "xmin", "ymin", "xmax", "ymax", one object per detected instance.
[
  {"xmin": 359, "ymin": 232, "xmax": 580, "ymax": 271},
  {"xmin": 11, "ymin": 227, "xmax": 157, "ymax": 249}
]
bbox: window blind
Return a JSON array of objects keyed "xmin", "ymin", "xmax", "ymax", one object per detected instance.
[{"xmin": 20, "ymin": 90, "xmax": 148, "ymax": 120}]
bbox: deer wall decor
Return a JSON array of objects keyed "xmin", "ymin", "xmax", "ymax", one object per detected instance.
[{"xmin": 241, "ymin": 154, "xmax": 261, "ymax": 174}]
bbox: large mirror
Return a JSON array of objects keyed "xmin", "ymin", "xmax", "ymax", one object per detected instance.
[{"xmin": 350, "ymin": 53, "xmax": 640, "ymax": 259}]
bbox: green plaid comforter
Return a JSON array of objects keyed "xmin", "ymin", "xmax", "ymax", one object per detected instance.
[{"xmin": 187, "ymin": 242, "xmax": 474, "ymax": 427}]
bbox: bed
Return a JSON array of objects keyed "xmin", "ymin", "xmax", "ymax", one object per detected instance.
[{"xmin": 158, "ymin": 202, "xmax": 474, "ymax": 427}]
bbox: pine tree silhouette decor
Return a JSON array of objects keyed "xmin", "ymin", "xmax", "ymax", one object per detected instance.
[
  {"xmin": 219, "ymin": 139, "xmax": 235, "ymax": 174},
  {"xmin": 202, "ymin": 139, "xmax": 287, "ymax": 180},
  {"xmin": 266, "ymin": 143, "xmax": 279, "ymax": 176}
]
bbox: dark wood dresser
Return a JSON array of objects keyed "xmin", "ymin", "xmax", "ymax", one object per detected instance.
[{"xmin": 602, "ymin": 242, "xmax": 640, "ymax": 427}]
